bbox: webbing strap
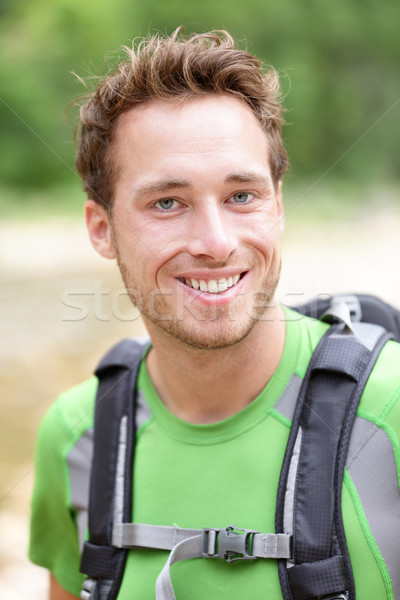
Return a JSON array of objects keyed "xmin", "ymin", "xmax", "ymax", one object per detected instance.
[
  {"xmin": 112, "ymin": 522, "xmax": 292, "ymax": 559},
  {"xmin": 253, "ymin": 532, "xmax": 293, "ymax": 560},
  {"xmin": 112, "ymin": 523, "xmax": 291, "ymax": 600},
  {"xmin": 112, "ymin": 523, "xmax": 201, "ymax": 550},
  {"xmin": 151, "ymin": 525, "xmax": 292, "ymax": 600},
  {"xmin": 156, "ymin": 535, "xmax": 203, "ymax": 600}
]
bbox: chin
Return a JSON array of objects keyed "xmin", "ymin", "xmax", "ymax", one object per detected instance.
[{"xmin": 147, "ymin": 313, "xmax": 261, "ymax": 351}]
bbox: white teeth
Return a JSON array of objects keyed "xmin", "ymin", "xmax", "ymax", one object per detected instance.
[
  {"xmin": 218, "ymin": 279, "xmax": 228, "ymax": 292},
  {"xmin": 180, "ymin": 274, "xmax": 242, "ymax": 293},
  {"xmin": 207, "ymin": 280, "xmax": 219, "ymax": 293}
]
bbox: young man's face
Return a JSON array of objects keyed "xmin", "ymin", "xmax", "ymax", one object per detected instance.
[{"xmin": 86, "ymin": 94, "xmax": 283, "ymax": 349}]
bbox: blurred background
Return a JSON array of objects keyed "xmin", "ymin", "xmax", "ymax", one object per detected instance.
[{"xmin": 1, "ymin": 1, "xmax": 399, "ymax": 597}]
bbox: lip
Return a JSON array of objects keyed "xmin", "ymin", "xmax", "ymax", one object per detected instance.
[{"xmin": 175, "ymin": 271, "xmax": 249, "ymax": 306}]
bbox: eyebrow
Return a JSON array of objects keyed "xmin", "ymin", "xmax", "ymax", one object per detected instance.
[
  {"xmin": 224, "ymin": 172, "xmax": 274, "ymax": 190},
  {"xmin": 133, "ymin": 179, "xmax": 192, "ymax": 199}
]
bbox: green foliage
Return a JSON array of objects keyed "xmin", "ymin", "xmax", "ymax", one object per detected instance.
[{"xmin": 0, "ymin": 0, "xmax": 399, "ymax": 196}]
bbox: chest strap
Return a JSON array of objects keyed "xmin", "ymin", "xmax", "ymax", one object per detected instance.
[
  {"xmin": 155, "ymin": 526, "xmax": 291, "ymax": 600},
  {"xmin": 83, "ymin": 523, "xmax": 292, "ymax": 600},
  {"xmin": 113, "ymin": 522, "xmax": 291, "ymax": 559}
]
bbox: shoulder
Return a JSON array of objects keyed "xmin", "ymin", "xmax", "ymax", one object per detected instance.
[
  {"xmin": 36, "ymin": 377, "xmax": 98, "ymax": 457},
  {"xmin": 288, "ymin": 311, "xmax": 400, "ymax": 430},
  {"xmin": 56, "ymin": 376, "xmax": 98, "ymax": 427},
  {"xmin": 360, "ymin": 339, "xmax": 400, "ymax": 423}
]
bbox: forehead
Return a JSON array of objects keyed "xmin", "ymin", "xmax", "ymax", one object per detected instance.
[
  {"xmin": 116, "ymin": 94, "xmax": 267, "ymax": 142},
  {"xmin": 112, "ymin": 95, "xmax": 271, "ymax": 188}
]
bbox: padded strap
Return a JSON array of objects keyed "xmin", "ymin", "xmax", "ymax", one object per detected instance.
[
  {"xmin": 87, "ymin": 341, "xmax": 145, "ymax": 544},
  {"xmin": 293, "ymin": 333, "xmax": 373, "ymax": 564},
  {"xmin": 80, "ymin": 339, "xmax": 149, "ymax": 599},
  {"xmin": 276, "ymin": 322, "xmax": 390, "ymax": 600},
  {"xmin": 80, "ymin": 544, "xmax": 121, "ymax": 579},
  {"xmin": 287, "ymin": 555, "xmax": 347, "ymax": 600}
]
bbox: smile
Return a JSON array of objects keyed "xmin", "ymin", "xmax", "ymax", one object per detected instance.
[{"xmin": 177, "ymin": 273, "xmax": 244, "ymax": 294}]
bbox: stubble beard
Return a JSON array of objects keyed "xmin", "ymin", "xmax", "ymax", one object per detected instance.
[{"xmin": 116, "ymin": 256, "xmax": 282, "ymax": 351}]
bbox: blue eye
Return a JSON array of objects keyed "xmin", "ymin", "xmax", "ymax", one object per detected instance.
[
  {"xmin": 156, "ymin": 198, "xmax": 176, "ymax": 210},
  {"xmin": 232, "ymin": 192, "xmax": 251, "ymax": 204}
]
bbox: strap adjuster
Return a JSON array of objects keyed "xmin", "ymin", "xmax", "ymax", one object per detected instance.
[
  {"xmin": 80, "ymin": 578, "xmax": 96, "ymax": 600},
  {"xmin": 202, "ymin": 525, "xmax": 258, "ymax": 562}
]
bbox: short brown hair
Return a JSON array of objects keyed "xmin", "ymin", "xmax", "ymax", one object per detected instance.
[{"xmin": 75, "ymin": 28, "xmax": 288, "ymax": 211}]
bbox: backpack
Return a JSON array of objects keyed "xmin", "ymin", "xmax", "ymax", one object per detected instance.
[{"xmin": 80, "ymin": 293, "xmax": 400, "ymax": 600}]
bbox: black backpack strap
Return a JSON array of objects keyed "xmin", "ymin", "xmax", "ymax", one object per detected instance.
[
  {"xmin": 276, "ymin": 322, "xmax": 391, "ymax": 600},
  {"xmin": 80, "ymin": 338, "xmax": 150, "ymax": 600}
]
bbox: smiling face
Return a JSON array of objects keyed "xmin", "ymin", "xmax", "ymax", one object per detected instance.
[{"xmin": 86, "ymin": 94, "xmax": 284, "ymax": 350}]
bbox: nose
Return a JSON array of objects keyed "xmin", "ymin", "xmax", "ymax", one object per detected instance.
[{"xmin": 186, "ymin": 202, "xmax": 239, "ymax": 261}]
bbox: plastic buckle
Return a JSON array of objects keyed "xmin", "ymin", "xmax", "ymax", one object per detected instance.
[
  {"xmin": 80, "ymin": 578, "xmax": 96, "ymax": 600},
  {"xmin": 335, "ymin": 294, "xmax": 362, "ymax": 322},
  {"xmin": 202, "ymin": 528, "xmax": 219, "ymax": 558},
  {"xmin": 203, "ymin": 525, "xmax": 258, "ymax": 562},
  {"xmin": 319, "ymin": 593, "xmax": 348, "ymax": 600}
]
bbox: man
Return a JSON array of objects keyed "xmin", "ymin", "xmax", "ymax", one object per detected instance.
[{"xmin": 29, "ymin": 30, "xmax": 400, "ymax": 599}]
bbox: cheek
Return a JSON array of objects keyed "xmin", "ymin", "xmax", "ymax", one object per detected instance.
[
  {"xmin": 252, "ymin": 227, "xmax": 281, "ymax": 266},
  {"xmin": 126, "ymin": 213, "xmax": 185, "ymax": 253},
  {"xmin": 241, "ymin": 212, "xmax": 281, "ymax": 246}
]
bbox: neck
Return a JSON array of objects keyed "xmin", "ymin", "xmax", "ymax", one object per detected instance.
[{"xmin": 144, "ymin": 305, "xmax": 286, "ymax": 424}]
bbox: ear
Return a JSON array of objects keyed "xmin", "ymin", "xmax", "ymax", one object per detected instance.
[
  {"xmin": 85, "ymin": 200, "xmax": 116, "ymax": 259},
  {"xmin": 276, "ymin": 180, "xmax": 285, "ymax": 233}
]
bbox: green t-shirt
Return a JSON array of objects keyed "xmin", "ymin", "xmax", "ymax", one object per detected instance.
[{"xmin": 29, "ymin": 310, "xmax": 400, "ymax": 598}]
